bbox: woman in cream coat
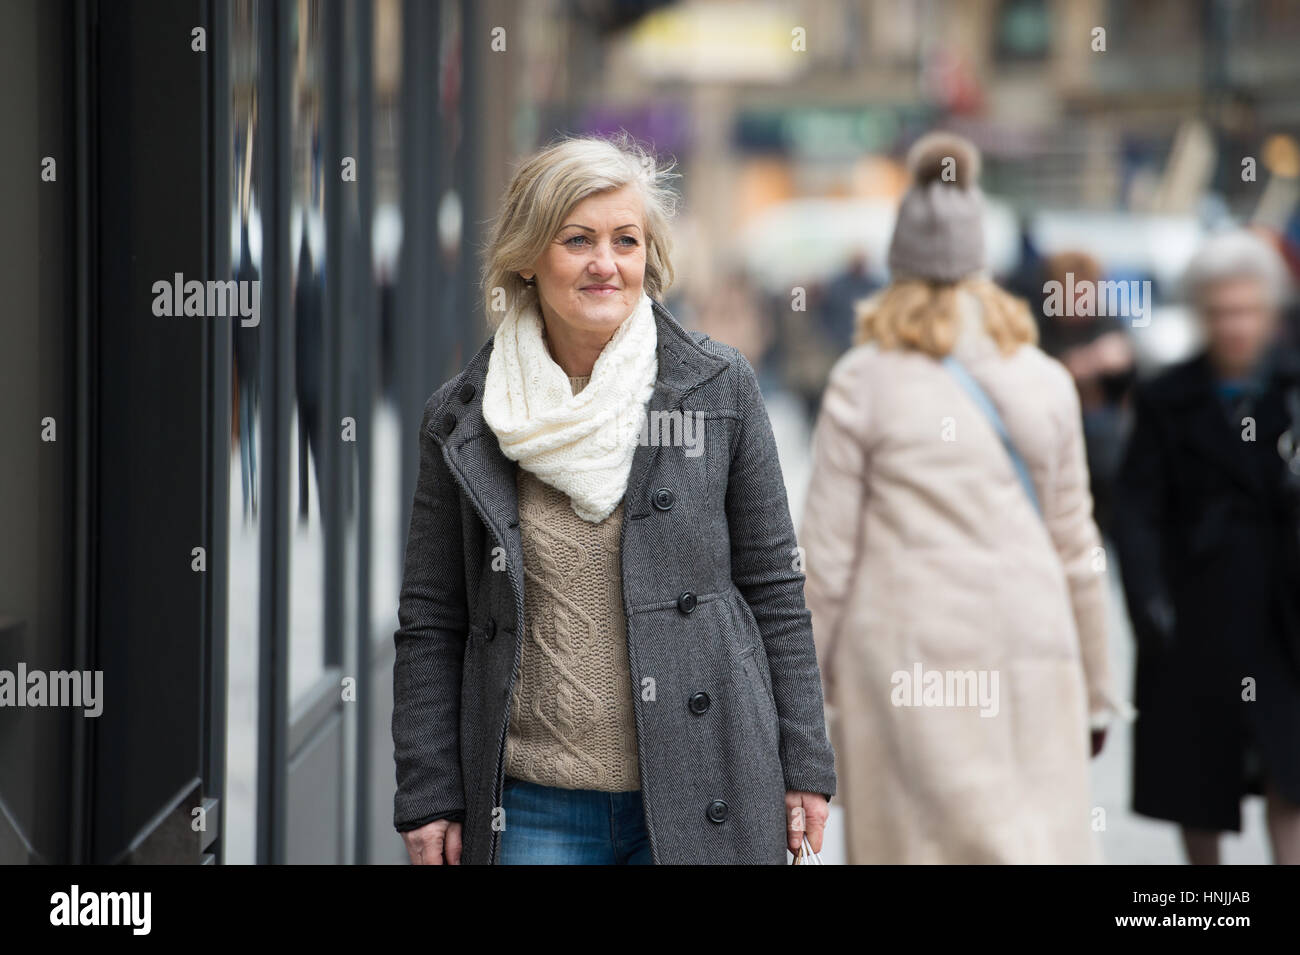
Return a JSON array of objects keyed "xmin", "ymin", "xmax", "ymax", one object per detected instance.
[{"xmin": 800, "ymin": 133, "xmax": 1127, "ymax": 863}]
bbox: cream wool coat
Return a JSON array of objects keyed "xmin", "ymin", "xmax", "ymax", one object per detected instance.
[{"xmin": 799, "ymin": 291, "xmax": 1121, "ymax": 864}]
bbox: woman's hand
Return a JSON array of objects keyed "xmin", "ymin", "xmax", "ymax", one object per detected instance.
[
  {"xmin": 785, "ymin": 791, "xmax": 829, "ymax": 855},
  {"xmin": 402, "ymin": 819, "xmax": 462, "ymax": 865}
]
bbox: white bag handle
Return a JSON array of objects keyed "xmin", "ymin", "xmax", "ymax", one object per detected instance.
[{"xmin": 792, "ymin": 833, "xmax": 825, "ymax": 865}]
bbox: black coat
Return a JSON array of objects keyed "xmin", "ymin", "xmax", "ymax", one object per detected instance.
[{"xmin": 1114, "ymin": 349, "xmax": 1300, "ymax": 831}]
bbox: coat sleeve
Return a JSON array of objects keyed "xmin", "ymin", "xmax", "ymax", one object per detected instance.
[
  {"xmin": 797, "ymin": 352, "xmax": 871, "ymax": 710},
  {"xmin": 392, "ymin": 386, "xmax": 471, "ymax": 830},
  {"xmin": 1112, "ymin": 382, "xmax": 1176, "ymax": 654},
  {"xmin": 1043, "ymin": 371, "xmax": 1128, "ymax": 728},
  {"xmin": 724, "ymin": 352, "xmax": 838, "ymax": 801}
]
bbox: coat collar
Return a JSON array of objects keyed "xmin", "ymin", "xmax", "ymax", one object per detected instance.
[
  {"xmin": 427, "ymin": 297, "xmax": 728, "ymax": 542},
  {"xmin": 1162, "ymin": 350, "xmax": 1288, "ymax": 496}
]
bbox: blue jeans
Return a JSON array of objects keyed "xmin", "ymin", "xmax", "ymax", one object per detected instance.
[{"xmin": 499, "ymin": 776, "xmax": 654, "ymax": 865}]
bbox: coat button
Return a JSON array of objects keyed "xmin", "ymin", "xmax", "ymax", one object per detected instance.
[
  {"xmin": 440, "ymin": 413, "xmax": 457, "ymax": 437},
  {"xmin": 688, "ymin": 691, "xmax": 710, "ymax": 714},
  {"xmin": 676, "ymin": 591, "xmax": 697, "ymax": 614},
  {"xmin": 484, "ymin": 617, "xmax": 496, "ymax": 640},
  {"xmin": 458, "ymin": 382, "xmax": 476, "ymax": 403},
  {"xmin": 652, "ymin": 486, "xmax": 675, "ymax": 510},
  {"xmin": 706, "ymin": 799, "xmax": 728, "ymax": 823}
]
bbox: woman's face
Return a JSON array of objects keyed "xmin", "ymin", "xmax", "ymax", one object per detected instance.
[{"xmin": 524, "ymin": 184, "xmax": 647, "ymax": 339}]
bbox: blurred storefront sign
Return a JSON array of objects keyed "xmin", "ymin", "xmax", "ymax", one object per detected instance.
[
  {"xmin": 993, "ymin": 0, "xmax": 1052, "ymax": 63},
  {"xmin": 578, "ymin": 102, "xmax": 692, "ymax": 155},
  {"xmin": 620, "ymin": 3, "xmax": 809, "ymax": 83},
  {"xmin": 734, "ymin": 106, "xmax": 926, "ymax": 160}
]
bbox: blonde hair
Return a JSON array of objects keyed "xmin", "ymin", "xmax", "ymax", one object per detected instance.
[
  {"xmin": 480, "ymin": 131, "xmax": 680, "ymax": 327},
  {"xmin": 853, "ymin": 276, "xmax": 1037, "ymax": 357}
]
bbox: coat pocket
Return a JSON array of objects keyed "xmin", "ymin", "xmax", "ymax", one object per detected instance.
[
  {"xmin": 734, "ymin": 597, "xmax": 777, "ymax": 714},
  {"xmin": 739, "ymin": 645, "xmax": 777, "ymax": 726}
]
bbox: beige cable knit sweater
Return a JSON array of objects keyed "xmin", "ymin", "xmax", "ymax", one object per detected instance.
[{"xmin": 503, "ymin": 374, "xmax": 641, "ymax": 791}]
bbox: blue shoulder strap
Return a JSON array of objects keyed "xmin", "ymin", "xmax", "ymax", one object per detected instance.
[{"xmin": 941, "ymin": 355, "xmax": 1042, "ymax": 517}]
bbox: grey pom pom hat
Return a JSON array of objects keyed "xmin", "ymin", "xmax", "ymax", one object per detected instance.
[{"xmin": 886, "ymin": 132, "xmax": 986, "ymax": 283}]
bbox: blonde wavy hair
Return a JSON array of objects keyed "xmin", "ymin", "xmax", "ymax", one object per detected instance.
[
  {"xmin": 852, "ymin": 276, "xmax": 1038, "ymax": 357},
  {"xmin": 479, "ymin": 131, "xmax": 681, "ymax": 328}
]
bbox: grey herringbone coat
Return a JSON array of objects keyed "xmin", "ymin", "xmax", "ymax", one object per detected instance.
[{"xmin": 392, "ymin": 299, "xmax": 837, "ymax": 864}]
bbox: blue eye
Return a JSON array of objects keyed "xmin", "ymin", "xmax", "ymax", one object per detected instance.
[{"xmin": 562, "ymin": 234, "xmax": 638, "ymax": 248}]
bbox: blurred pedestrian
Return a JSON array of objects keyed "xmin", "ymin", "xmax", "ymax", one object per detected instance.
[
  {"xmin": 391, "ymin": 133, "xmax": 836, "ymax": 865},
  {"xmin": 1113, "ymin": 228, "xmax": 1300, "ymax": 865},
  {"xmin": 800, "ymin": 132, "xmax": 1125, "ymax": 863},
  {"xmin": 689, "ymin": 266, "xmax": 773, "ymax": 373},
  {"xmin": 773, "ymin": 277, "xmax": 834, "ymax": 424},
  {"xmin": 820, "ymin": 249, "xmax": 879, "ymax": 356},
  {"xmin": 1034, "ymin": 251, "xmax": 1137, "ymax": 538}
]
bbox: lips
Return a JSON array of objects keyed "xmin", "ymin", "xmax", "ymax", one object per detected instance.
[{"xmin": 581, "ymin": 285, "xmax": 619, "ymax": 295}]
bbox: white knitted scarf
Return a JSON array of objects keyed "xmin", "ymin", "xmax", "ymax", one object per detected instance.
[{"xmin": 482, "ymin": 289, "xmax": 658, "ymax": 523}]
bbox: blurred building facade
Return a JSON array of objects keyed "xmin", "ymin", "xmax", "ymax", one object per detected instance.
[{"xmin": 3, "ymin": 0, "xmax": 1299, "ymax": 865}]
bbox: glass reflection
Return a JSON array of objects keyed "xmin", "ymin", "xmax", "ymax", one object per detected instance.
[
  {"xmin": 371, "ymin": 0, "xmax": 402, "ymax": 644},
  {"xmin": 288, "ymin": 0, "xmax": 327, "ymax": 703},
  {"xmin": 225, "ymin": 0, "xmax": 261, "ymax": 867}
]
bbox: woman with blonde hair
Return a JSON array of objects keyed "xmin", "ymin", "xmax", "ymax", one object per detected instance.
[
  {"xmin": 391, "ymin": 132, "xmax": 836, "ymax": 865},
  {"xmin": 799, "ymin": 132, "xmax": 1127, "ymax": 863}
]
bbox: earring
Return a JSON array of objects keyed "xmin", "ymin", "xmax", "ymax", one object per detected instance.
[{"xmin": 522, "ymin": 274, "xmax": 536, "ymax": 286}]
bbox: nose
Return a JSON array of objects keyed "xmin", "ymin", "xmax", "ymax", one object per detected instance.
[{"xmin": 587, "ymin": 239, "xmax": 616, "ymax": 278}]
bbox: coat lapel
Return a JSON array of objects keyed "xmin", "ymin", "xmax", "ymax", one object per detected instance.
[
  {"xmin": 1169, "ymin": 354, "xmax": 1264, "ymax": 496},
  {"xmin": 434, "ymin": 298, "xmax": 728, "ymax": 548},
  {"xmin": 619, "ymin": 300, "xmax": 729, "ymax": 518}
]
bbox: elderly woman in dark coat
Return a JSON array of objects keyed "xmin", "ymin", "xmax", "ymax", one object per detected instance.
[
  {"xmin": 1114, "ymin": 228, "xmax": 1300, "ymax": 864},
  {"xmin": 391, "ymin": 133, "xmax": 837, "ymax": 865}
]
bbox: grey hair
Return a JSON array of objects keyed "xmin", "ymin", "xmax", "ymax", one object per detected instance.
[
  {"xmin": 1183, "ymin": 228, "xmax": 1292, "ymax": 308},
  {"xmin": 479, "ymin": 131, "xmax": 681, "ymax": 327}
]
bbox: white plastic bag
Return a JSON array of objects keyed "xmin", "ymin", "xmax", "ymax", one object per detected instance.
[{"xmin": 791, "ymin": 833, "xmax": 825, "ymax": 865}]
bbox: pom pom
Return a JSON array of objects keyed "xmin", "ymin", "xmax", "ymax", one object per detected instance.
[{"xmin": 906, "ymin": 132, "xmax": 981, "ymax": 188}]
